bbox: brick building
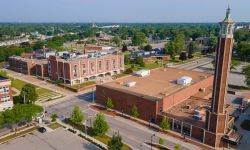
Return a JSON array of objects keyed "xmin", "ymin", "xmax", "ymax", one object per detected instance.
[
  {"xmin": 48, "ymin": 52, "xmax": 124, "ymax": 85},
  {"xmin": 96, "ymin": 7, "xmax": 241, "ymax": 149},
  {"xmin": 96, "ymin": 67, "xmax": 214, "ymax": 122},
  {"xmin": 0, "ymin": 76, "xmax": 13, "ymax": 111},
  {"xmin": 9, "ymin": 56, "xmax": 48, "ymax": 75}
]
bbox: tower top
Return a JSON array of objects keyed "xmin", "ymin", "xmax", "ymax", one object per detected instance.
[{"xmin": 222, "ymin": 6, "xmax": 234, "ymax": 23}]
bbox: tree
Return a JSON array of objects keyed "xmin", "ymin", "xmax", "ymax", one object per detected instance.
[
  {"xmin": 33, "ymin": 41, "xmax": 45, "ymax": 50},
  {"xmin": 112, "ymin": 36, "xmax": 121, "ymax": 47},
  {"xmin": 105, "ymin": 97, "xmax": 114, "ymax": 110},
  {"xmin": 132, "ymin": 32, "xmax": 147, "ymax": 46},
  {"xmin": 174, "ymin": 144, "xmax": 181, "ymax": 150},
  {"xmin": 130, "ymin": 105, "xmax": 139, "ymax": 118},
  {"xmin": 165, "ymin": 41, "xmax": 177, "ymax": 60},
  {"xmin": 160, "ymin": 116, "xmax": 170, "ymax": 130},
  {"xmin": 159, "ymin": 138, "xmax": 164, "ymax": 145},
  {"xmin": 93, "ymin": 113, "xmax": 109, "ymax": 136},
  {"xmin": 20, "ymin": 84, "xmax": 38, "ymax": 104},
  {"xmin": 70, "ymin": 106, "xmax": 84, "ymax": 124},
  {"xmin": 144, "ymin": 44, "xmax": 153, "ymax": 51},
  {"xmin": 124, "ymin": 55, "xmax": 130, "ymax": 65},
  {"xmin": 1, "ymin": 104, "xmax": 43, "ymax": 125},
  {"xmin": 243, "ymin": 65, "xmax": 250, "ymax": 87},
  {"xmin": 230, "ymin": 60, "xmax": 240, "ymax": 71},
  {"xmin": 135, "ymin": 56, "xmax": 144, "ymax": 67},
  {"xmin": 208, "ymin": 36, "xmax": 218, "ymax": 49},
  {"xmin": 51, "ymin": 114, "xmax": 58, "ymax": 122},
  {"xmin": 108, "ymin": 132, "xmax": 123, "ymax": 150},
  {"xmin": 188, "ymin": 41, "xmax": 199, "ymax": 58}
]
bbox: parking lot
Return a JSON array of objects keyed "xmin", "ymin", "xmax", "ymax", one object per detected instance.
[{"xmin": 0, "ymin": 128, "xmax": 100, "ymax": 150}]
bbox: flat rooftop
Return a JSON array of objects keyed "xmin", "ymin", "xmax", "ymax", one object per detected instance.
[
  {"xmin": 165, "ymin": 86, "xmax": 234, "ymax": 128},
  {"xmin": 165, "ymin": 86, "xmax": 213, "ymax": 128},
  {"xmin": 101, "ymin": 67, "xmax": 213, "ymax": 100}
]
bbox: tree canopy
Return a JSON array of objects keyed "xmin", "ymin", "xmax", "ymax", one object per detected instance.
[
  {"xmin": 132, "ymin": 32, "xmax": 147, "ymax": 46},
  {"xmin": 92, "ymin": 113, "xmax": 109, "ymax": 136},
  {"xmin": 19, "ymin": 84, "xmax": 38, "ymax": 104},
  {"xmin": 70, "ymin": 106, "xmax": 84, "ymax": 124},
  {"xmin": 0, "ymin": 104, "xmax": 43, "ymax": 125},
  {"xmin": 108, "ymin": 133, "xmax": 123, "ymax": 150},
  {"xmin": 243, "ymin": 65, "xmax": 250, "ymax": 87}
]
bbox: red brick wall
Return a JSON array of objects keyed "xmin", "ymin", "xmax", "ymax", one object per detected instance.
[
  {"xmin": 191, "ymin": 126, "xmax": 204, "ymax": 142},
  {"xmin": 96, "ymin": 85, "xmax": 158, "ymax": 121}
]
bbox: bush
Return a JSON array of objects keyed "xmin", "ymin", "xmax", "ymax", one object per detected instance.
[
  {"xmin": 131, "ymin": 105, "xmax": 139, "ymax": 118},
  {"xmin": 105, "ymin": 97, "xmax": 114, "ymax": 110},
  {"xmin": 108, "ymin": 133, "xmax": 123, "ymax": 150},
  {"xmin": 160, "ymin": 116, "xmax": 170, "ymax": 130},
  {"xmin": 124, "ymin": 68, "xmax": 133, "ymax": 74},
  {"xmin": 159, "ymin": 138, "xmax": 164, "ymax": 145},
  {"xmin": 51, "ymin": 114, "xmax": 58, "ymax": 122}
]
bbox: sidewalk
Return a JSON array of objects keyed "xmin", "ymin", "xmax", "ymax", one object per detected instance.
[{"xmin": 56, "ymin": 120, "xmax": 108, "ymax": 149}]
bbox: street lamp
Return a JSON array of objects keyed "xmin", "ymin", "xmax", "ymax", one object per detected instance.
[{"xmin": 151, "ymin": 133, "xmax": 155, "ymax": 150}]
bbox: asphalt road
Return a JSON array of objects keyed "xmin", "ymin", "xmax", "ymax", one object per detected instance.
[
  {"xmin": 45, "ymin": 94, "xmax": 200, "ymax": 150},
  {"xmin": 175, "ymin": 56, "xmax": 214, "ymax": 70}
]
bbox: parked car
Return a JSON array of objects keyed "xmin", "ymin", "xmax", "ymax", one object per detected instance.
[{"xmin": 38, "ymin": 127, "xmax": 47, "ymax": 133}]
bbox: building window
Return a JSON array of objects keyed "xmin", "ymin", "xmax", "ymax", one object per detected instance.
[
  {"xmin": 82, "ymin": 64, "xmax": 86, "ymax": 75},
  {"xmin": 0, "ymin": 86, "xmax": 9, "ymax": 94},
  {"xmin": 112, "ymin": 59, "xmax": 116, "ymax": 69},
  {"xmin": 120, "ymin": 57, "xmax": 122, "ymax": 68},
  {"xmin": 73, "ymin": 65, "xmax": 77, "ymax": 78},
  {"xmin": 48, "ymin": 61, "xmax": 51, "ymax": 74},
  {"xmin": 106, "ymin": 60, "xmax": 109, "ymax": 71},
  {"xmin": 98, "ymin": 61, "xmax": 102, "ymax": 72},
  {"xmin": 90, "ymin": 62, "xmax": 95, "ymax": 74}
]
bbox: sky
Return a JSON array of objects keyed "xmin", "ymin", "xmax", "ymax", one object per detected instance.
[{"xmin": 0, "ymin": 0, "xmax": 249, "ymax": 23}]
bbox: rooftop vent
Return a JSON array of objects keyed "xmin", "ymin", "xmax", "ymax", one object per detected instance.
[
  {"xmin": 177, "ymin": 76, "xmax": 192, "ymax": 85},
  {"xmin": 125, "ymin": 82, "xmax": 136, "ymax": 87},
  {"xmin": 134, "ymin": 70, "xmax": 150, "ymax": 77}
]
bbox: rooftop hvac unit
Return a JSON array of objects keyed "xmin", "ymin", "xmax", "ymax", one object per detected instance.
[
  {"xmin": 125, "ymin": 82, "xmax": 136, "ymax": 87},
  {"xmin": 177, "ymin": 76, "xmax": 192, "ymax": 85},
  {"xmin": 134, "ymin": 70, "xmax": 150, "ymax": 77}
]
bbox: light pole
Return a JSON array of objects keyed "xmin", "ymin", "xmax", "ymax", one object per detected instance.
[
  {"xmin": 92, "ymin": 87, "xmax": 95, "ymax": 103},
  {"xmin": 151, "ymin": 133, "xmax": 155, "ymax": 150}
]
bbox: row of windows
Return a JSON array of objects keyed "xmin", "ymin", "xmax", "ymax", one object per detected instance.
[
  {"xmin": 73, "ymin": 58, "xmax": 123, "ymax": 78},
  {"xmin": 1, "ymin": 96, "xmax": 10, "ymax": 102},
  {"xmin": 0, "ymin": 86, "xmax": 9, "ymax": 94}
]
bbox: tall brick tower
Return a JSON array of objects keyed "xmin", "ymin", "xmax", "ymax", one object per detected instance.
[{"xmin": 205, "ymin": 7, "xmax": 235, "ymax": 147}]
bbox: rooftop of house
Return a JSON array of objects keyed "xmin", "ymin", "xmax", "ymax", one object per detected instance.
[{"xmin": 100, "ymin": 67, "xmax": 213, "ymax": 101}]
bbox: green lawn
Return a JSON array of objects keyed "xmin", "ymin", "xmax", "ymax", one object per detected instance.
[
  {"xmin": 94, "ymin": 135, "xmax": 132, "ymax": 150},
  {"xmin": 48, "ymin": 122, "xmax": 65, "ymax": 130},
  {"xmin": 71, "ymin": 81, "xmax": 96, "ymax": 89},
  {"xmin": 112, "ymin": 73, "xmax": 130, "ymax": 79}
]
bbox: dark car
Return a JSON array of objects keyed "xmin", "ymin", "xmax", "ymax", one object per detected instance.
[{"xmin": 38, "ymin": 127, "xmax": 47, "ymax": 133}]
